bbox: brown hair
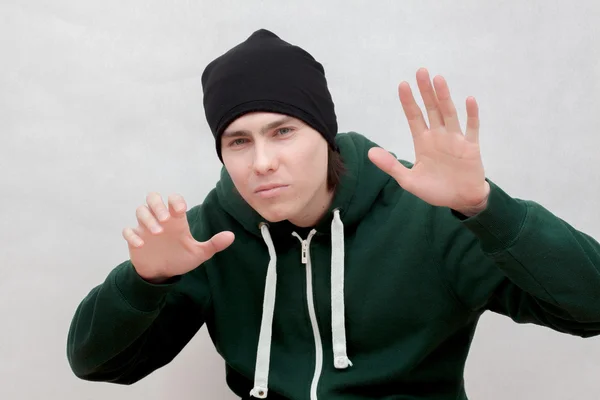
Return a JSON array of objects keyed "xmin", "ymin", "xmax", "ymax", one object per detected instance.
[{"xmin": 327, "ymin": 146, "xmax": 346, "ymax": 191}]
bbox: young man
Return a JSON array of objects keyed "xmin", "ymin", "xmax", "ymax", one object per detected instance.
[{"xmin": 66, "ymin": 29, "xmax": 600, "ymax": 399}]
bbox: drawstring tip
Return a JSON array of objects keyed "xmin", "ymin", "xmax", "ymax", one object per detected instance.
[
  {"xmin": 334, "ymin": 356, "xmax": 353, "ymax": 369},
  {"xmin": 250, "ymin": 386, "xmax": 268, "ymax": 398}
]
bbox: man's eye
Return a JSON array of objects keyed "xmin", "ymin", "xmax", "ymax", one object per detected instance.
[
  {"xmin": 277, "ymin": 128, "xmax": 292, "ymax": 135},
  {"xmin": 230, "ymin": 138, "xmax": 247, "ymax": 146}
]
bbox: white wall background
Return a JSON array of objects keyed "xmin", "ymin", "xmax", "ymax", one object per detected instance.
[{"xmin": 2, "ymin": 0, "xmax": 599, "ymax": 398}]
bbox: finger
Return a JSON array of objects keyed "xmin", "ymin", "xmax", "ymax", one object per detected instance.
[
  {"xmin": 146, "ymin": 192, "xmax": 170, "ymax": 222},
  {"xmin": 168, "ymin": 193, "xmax": 187, "ymax": 218},
  {"xmin": 136, "ymin": 205, "xmax": 163, "ymax": 234},
  {"xmin": 416, "ymin": 68, "xmax": 444, "ymax": 129},
  {"xmin": 465, "ymin": 96, "xmax": 480, "ymax": 143},
  {"xmin": 367, "ymin": 147, "xmax": 413, "ymax": 189},
  {"xmin": 432, "ymin": 75, "xmax": 461, "ymax": 133},
  {"xmin": 398, "ymin": 81, "xmax": 428, "ymax": 138},
  {"xmin": 198, "ymin": 231, "xmax": 235, "ymax": 261},
  {"xmin": 122, "ymin": 227, "xmax": 144, "ymax": 248}
]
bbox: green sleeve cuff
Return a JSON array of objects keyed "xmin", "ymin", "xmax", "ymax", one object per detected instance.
[
  {"xmin": 452, "ymin": 178, "xmax": 528, "ymax": 254},
  {"xmin": 113, "ymin": 260, "xmax": 180, "ymax": 313}
]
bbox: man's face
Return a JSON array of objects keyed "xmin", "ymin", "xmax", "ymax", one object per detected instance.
[{"xmin": 221, "ymin": 112, "xmax": 329, "ymax": 225}]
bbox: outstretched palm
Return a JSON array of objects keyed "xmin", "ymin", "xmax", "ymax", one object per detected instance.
[{"xmin": 368, "ymin": 68, "xmax": 490, "ymax": 214}]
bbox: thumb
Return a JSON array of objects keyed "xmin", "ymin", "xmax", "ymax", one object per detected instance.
[
  {"xmin": 368, "ymin": 147, "xmax": 412, "ymax": 187},
  {"xmin": 198, "ymin": 231, "xmax": 235, "ymax": 261}
]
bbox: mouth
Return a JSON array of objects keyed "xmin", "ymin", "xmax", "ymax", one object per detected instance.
[{"xmin": 254, "ymin": 184, "xmax": 289, "ymax": 199}]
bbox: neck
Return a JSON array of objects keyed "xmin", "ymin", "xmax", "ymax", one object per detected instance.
[{"xmin": 288, "ymin": 183, "xmax": 335, "ymax": 228}]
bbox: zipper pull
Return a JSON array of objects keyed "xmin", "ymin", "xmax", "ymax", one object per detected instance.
[{"xmin": 301, "ymin": 240, "xmax": 308, "ymax": 264}]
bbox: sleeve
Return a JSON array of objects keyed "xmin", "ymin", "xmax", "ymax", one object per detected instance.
[
  {"xmin": 66, "ymin": 206, "xmax": 213, "ymax": 383},
  {"xmin": 426, "ymin": 178, "xmax": 600, "ymax": 338}
]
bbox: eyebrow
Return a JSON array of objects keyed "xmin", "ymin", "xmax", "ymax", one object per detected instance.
[{"xmin": 221, "ymin": 116, "xmax": 296, "ymax": 138}]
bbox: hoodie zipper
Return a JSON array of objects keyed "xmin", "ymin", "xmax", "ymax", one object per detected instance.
[
  {"xmin": 293, "ymin": 231, "xmax": 322, "ymax": 400},
  {"xmin": 301, "ymin": 240, "xmax": 308, "ymax": 264}
]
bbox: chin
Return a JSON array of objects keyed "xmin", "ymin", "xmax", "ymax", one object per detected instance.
[{"xmin": 253, "ymin": 202, "xmax": 299, "ymax": 223}]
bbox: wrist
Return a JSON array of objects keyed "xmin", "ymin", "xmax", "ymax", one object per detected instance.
[
  {"xmin": 455, "ymin": 202, "xmax": 488, "ymax": 217},
  {"xmin": 455, "ymin": 182, "xmax": 490, "ymax": 217},
  {"xmin": 132, "ymin": 264, "xmax": 172, "ymax": 285},
  {"xmin": 143, "ymin": 275, "xmax": 171, "ymax": 284},
  {"xmin": 113, "ymin": 261, "xmax": 178, "ymax": 313}
]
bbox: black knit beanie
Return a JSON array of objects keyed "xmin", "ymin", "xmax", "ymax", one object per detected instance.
[{"xmin": 201, "ymin": 29, "xmax": 338, "ymax": 162}]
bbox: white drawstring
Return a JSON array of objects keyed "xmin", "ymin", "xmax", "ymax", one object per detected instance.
[
  {"xmin": 250, "ymin": 211, "xmax": 352, "ymax": 398},
  {"xmin": 331, "ymin": 209, "xmax": 352, "ymax": 369},
  {"xmin": 250, "ymin": 223, "xmax": 277, "ymax": 399}
]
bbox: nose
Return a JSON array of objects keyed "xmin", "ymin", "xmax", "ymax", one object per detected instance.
[{"xmin": 252, "ymin": 140, "xmax": 278, "ymax": 175}]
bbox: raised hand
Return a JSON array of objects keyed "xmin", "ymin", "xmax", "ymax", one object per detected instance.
[
  {"xmin": 368, "ymin": 68, "xmax": 490, "ymax": 216},
  {"xmin": 122, "ymin": 193, "xmax": 234, "ymax": 283}
]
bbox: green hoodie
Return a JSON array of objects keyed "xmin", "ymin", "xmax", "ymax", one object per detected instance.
[{"xmin": 67, "ymin": 132, "xmax": 600, "ymax": 399}]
